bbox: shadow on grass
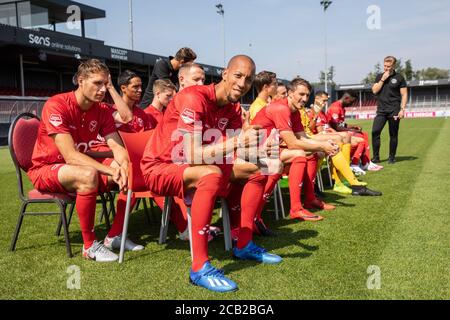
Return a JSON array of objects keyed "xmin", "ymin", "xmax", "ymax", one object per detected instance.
[{"xmin": 380, "ymin": 155, "xmax": 418, "ymax": 163}]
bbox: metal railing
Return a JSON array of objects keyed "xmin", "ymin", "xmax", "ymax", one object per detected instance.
[{"xmin": 0, "ymin": 96, "xmax": 47, "ymax": 123}]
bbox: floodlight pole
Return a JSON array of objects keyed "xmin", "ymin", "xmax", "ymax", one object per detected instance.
[
  {"xmin": 129, "ymin": 0, "xmax": 134, "ymax": 50},
  {"xmin": 216, "ymin": 4, "xmax": 225, "ymax": 67},
  {"xmin": 320, "ymin": 1, "xmax": 332, "ymax": 95}
]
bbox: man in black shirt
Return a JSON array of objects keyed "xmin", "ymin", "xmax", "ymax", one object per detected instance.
[
  {"xmin": 139, "ymin": 47, "xmax": 197, "ymax": 108},
  {"xmin": 371, "ymin": 56, "xmax": 408, "ymax": 164}
]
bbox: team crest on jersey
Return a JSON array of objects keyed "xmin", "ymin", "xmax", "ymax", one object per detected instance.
[
  {"xmin": 49, "ymin": 114, "xmax": 62, "ymax": 127},
  {"xmin": 181, "ymin": 108, "xmax": 195, "ymax": 124},
  {"xmin": 391, "ymin": 78, "xmax": 398, "ymax": 84},
  {"xmin": 89, "ymin": 120, "xmax": 98, "ymax": 132},
  {"xmin": 218, "ymin": 118, "xmax": 229, "ymax": 130},
  {"xmin": 137, "ymin": 117, "xmax": 144, "ymax": 127},
  {"xmin": 332, "ymin": 113, "xmax": 339, "ymax": 119}
]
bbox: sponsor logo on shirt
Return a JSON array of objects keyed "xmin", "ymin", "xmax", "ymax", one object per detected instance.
[
  {"xmin": 218, "ymin": 118, "xmax": 229, "ymax": 130},
  {"xmin": 181, "ymin": 108, "xmax": 195, "ymax": 124},
  {"xmin": 89, "ymin": 120, "xmax": 98, "ymax": 132},
  {"xmin": 49, "ymin": 114, "xmax": 62, "ymax": 127}
]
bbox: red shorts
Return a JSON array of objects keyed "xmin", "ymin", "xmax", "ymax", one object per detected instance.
[
  {"xmin": 28, "ymin": 158, "xmax": 114, "ymax": 193},
  {"xmin": 143, "ymin": 162, "xmax": 233, "ymax": 200}
]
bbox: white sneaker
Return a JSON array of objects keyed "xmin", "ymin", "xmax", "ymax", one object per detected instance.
[
  {"xmin": 350, "ymin": 165, "xmax": 366, "ymax": 176},
  {"xmin": 104, "ymin": 235, "xmax": 144, "ymax": 252},
  {"xmin": 363, "ymin": 161, "xmax": 383, "ymax": 171},
  {"xmin": 82, "ymin": 240, "xmax": 119, "ymax": 262},
  {"xmin": 178, "ymin": 227, "xmax": 214, "ymax": 242}
]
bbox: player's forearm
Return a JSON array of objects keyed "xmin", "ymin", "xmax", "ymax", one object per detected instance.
[
  {"xmin": 401, "ymin": 94, "xmax": 408, "ymax": 110},
  {"xmin": 110, "ymin": 146, "xmax": 129, "ymax": 168},
  {"xmin": 372, "ymin": 81, "xmax": 383, "ymax": 95},
  {"xmin": 287, "ymin": 138, "xmax": 323, "ymax": 153},
  {"xmin": 65, "ymin": 151, "xmax": 114, "ymax": 175},
  {"xmin": 109, "ymin": 87, "xmax": 133, "ymax": 123}
]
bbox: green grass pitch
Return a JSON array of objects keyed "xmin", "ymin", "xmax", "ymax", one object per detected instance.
[{"xmin": 0, "ymin": 117, "xmax": 449, "ymax": 299}]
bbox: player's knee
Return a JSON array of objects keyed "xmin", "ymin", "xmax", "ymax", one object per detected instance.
[
  {"xmin": 200, "ymin": 165, "xmax": 223, "ymax": 179},
  {"xmin": 78, "ymin": 167, "xmax": 99, "ymax": 190},
  {"xmin": 293, "ymin": 149, "xmax": 306, "ymax": 158}
]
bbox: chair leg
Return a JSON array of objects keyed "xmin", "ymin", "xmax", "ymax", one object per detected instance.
[
  {"xmin": 142, "ymin": 198, "xmax": 151, "ymax": 225},
  {"xmin": 135, "ymin": 198, "xmax": 141, "ymax": 211},
  {"xmin": 276, "ymin": 182, "xmax": 286, "ymax": 219},
  {"xmin": 10, "ymin": 202, "xmax": 28, "ymax": 251},
  {"xmin": 119, "ymin": 189, "xmax": 133, "ymax": 263},
  {"xmin": 107, "ymin": 191, "xmax": 116, "ymax": 218},
  {"xmin": 158, "ymin": 196, "xmax": 172, "ymax": 244},
  {"xmin": 56, "ymin": 202, "xmax": 75, "ymax": 236},
  {"xmin": 273, "ymin": 189, "xmax": 279, "ymax": 221},
  {"xmin": 99, "ymin": 193, "xmax": 111, "ymax": 230},
  {"xmin": 220, "ymin": 199, "xmax": 232, "ymax": 251},
  {"xmin": 56, "ymin": 201, "xmax": 72, "ymax": 258},
  {"xmin": 326, "ymin": 157, "xmax": 333, "ymax": 188},
  {"xmin": 187, "ymin": 207, "xmax": 194, "ymax": 262}
]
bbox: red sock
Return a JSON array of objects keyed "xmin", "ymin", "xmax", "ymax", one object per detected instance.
[
  {"xmin": 304, "ymin": 155, "xmax": 318, "ymax": 204},
  {"xmin": 191, "ymin": 173, "xmax": 222, "ymax": 272},
  {"xmin": 225, "ymin": 182, "xmax": 245, "ymax": 231},
  {"xmin": 256, "ymin": 174, "xmax": 281, "ymax": 221},
  {"xmin": 76, "ymin": 190, "xmax": 98, "ymax": 249},
  {"xmin": 108, "ymin": 192, "xmax": 137, "ymax": 238},
  {"xmin": 288, "ymin": 157, "xmax": 307, "ymax": 212},
  {"xmin": 153, "ymin": 196, "xmax": 188, "ymax": 233},
  {"xmin": 351, "ymin": 141, "xmax": 365, "ymax": 165},
  {"xmin": 237, "ymin": 173, "xmax": 268, "ymax": 249}
]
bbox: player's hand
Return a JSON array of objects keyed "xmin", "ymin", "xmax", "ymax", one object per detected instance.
[
  {"xmin": 396, "ymin": 110, "xmax": 405, "ymax": 120},
  {"xmin": 112, "ymin": 166, "xmax": 128, "ymax": 192},
  {"xmin": 242, "ymin": 110, "xmax": 262, "ymax": 132},
  {"xmin": 321, "ymin": 140, "xmax": 339, "ymax": 156},
  {"xmin": 106, "ymin": 74, "xmax": 113, "ymax": 91},
  {"xmin": 381, "ymin": 71, "xmax": 390, "ymax": 82}
]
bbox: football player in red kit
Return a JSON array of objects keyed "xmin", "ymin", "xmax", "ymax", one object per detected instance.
[
  {"xmin": 27, "ymin": 59, "xmax": 132, "ymax": 262},
  {"xmin": 141, "ymin": 55, "xmax": 282, "ymax": 293},
  {"xmin": 252, "ymin": 78, "xmax": 339, "ymax": 222}
]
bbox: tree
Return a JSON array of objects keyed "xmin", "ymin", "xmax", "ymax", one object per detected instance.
[
  {"xmin": 414, "ymin": 68, "xmax": 449, "ymax": 80},
  {"xmin": 404, "ymin": 59, "xmax": 414, "ymax": 81},
  {"xmin": 362, "ymin": 63, "xmax": 381, "ymax": 84}
]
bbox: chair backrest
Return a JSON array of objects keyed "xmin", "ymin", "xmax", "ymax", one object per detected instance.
[
  {"xmin": 8, "ymin": 113, "xmax": 40, "ymax": 200},
  {"xmin": 119, "ymin": 130, "xmax": 154, "ymax": 192}
]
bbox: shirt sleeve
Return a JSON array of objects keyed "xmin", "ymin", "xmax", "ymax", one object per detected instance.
[
  {"xmin": 291, "ymin": 111, "xmax": 305, "ymax": 133},
  {"xmin": 267, "ymin": 104, "xmax": 295, "ymax": 132},
  {"xmin": 327, "ymin": 105, "xmax": 342, "ymax": 125},
  {"xmin": 153, "ymin": 59, "xmax": 171, "ymax": 79},
  {"xmin": 176, "ymin": 92, "xmax": 205, "ymax": 134},
  {"xmin": 399, "ymin": 75, "xmax": 407, "ymax": 88},
  {"xmin": 99, "ymin": 103, "xmax": 118, "ymax": 137},
  {"xmin": 42, "ymin": 98, "xmax": 72, "ymax": 136}
]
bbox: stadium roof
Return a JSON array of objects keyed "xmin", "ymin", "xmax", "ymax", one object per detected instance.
[
  {"xmin": 0, "ymin": 0, "xmax": 105, "ymax": 21},
  {"xmin": 335, "ymin": 79, "xmax": 450, "ymax": 91}
]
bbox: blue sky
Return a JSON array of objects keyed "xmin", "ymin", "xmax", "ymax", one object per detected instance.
[{"xmin": 78, "ymin": 0, "xmax": 450, "ymax": 84}]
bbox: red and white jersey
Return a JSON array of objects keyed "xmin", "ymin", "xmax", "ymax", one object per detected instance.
[
  {"xmin": 307, "ymin": 109, "xmax": 329, "ymax": 134},
  {"xmin": 251, "ymin": 98, "xmax": 304, "ymax": 134},
  {"xmin": 327, "ymin": 100, "xmax": 346, "ymax": 127},
  {"xmin": 141, "ymin": 84, "xmax": 243, "ymax": 172},
  {"xmin": 110, "ymin": 104, "xmax": 154, "ymax": 133},
  {"xmin": 144, "ymin": 105, "xmax": 164, "ymax": 127},
  {"xmin": 31, "ymin": 91, "xmax": 116, "ymax": 169}
]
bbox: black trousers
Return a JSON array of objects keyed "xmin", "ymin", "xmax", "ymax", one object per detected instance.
[{"xmin": 371, "ymin": 112, "xmax": 401, "ymax": 160}]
